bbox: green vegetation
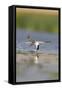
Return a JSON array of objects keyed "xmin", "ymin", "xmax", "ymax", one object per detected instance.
[{"xmin": 16, "ymin": 11, "xmax": 58, "ymax": 32}]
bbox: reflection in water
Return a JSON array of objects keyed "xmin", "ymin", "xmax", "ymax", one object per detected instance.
[
  {"xmin": 16, "ymin": 53, "xmax": 58, "ymax": 82},
  {"xmin": 33, "ymin": 53, "xmax": 39, "ymax": 64}
]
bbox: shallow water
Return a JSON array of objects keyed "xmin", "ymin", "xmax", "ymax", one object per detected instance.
[
  {"xmin": 16, "ymin": 53, "xmax": 58, "ymax": 82},
  {"xmin": 16, "ymin": 29, "xmax": 59, "ymax": 82}
]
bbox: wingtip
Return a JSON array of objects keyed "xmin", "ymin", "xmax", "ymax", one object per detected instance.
[
  {"xmin": 45, "ymin": 41, "xmax": 51, "ymax": 43},
  {"xmin": 27, "ymin": 35, "xmax": 31, "ymax": 39}
]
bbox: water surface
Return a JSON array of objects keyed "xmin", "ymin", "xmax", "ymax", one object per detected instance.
[{"xmin": 16, "ymin": 29, "xmax": 59, "ymax": 82}]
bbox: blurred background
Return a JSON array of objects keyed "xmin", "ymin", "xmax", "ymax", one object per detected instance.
[{"xmin": 16, "ymin": 8, "xmax": 58, "ymax": 33}]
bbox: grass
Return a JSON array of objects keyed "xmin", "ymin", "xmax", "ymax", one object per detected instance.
[{"xmin": 16, "ymin": 10, "xmax": 58, "ymax": 33}]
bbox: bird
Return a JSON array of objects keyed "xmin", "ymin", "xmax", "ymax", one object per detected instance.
[{"xmin": 25, "ymin": 35, "xmax": 51, "ymax": 52}]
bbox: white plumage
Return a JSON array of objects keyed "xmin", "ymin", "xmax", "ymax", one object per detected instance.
[{"xmin": 25, "ymin": 35, "xmax": 51, "ymax": 51}]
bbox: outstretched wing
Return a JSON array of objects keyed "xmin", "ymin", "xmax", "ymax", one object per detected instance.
[
  {"xmin": 24, "ymin": 41, "xmax": 35, "ymax": 46},
  {"xmin": 37, "ymin": 40, "xmax": 51, "ymax": 45},
  {"xmin": 27, "ymin": 35, "xmax": 51, "ymax": 45},
  {"xmin": 44, "ymin": 41, "xmax": 51, "ymax": 43},
  {"xmin": 24, "ymin": 41, "xmax": 32, "ymax": 44},
  {"xmin": 27, "ymin": 35, "xmax": 35, "ymax": 44}
]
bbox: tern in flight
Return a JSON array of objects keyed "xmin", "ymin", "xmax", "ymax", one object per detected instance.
[{"xmin": 25, "ymin": 35, "xmax": 51, "ymax": 52}]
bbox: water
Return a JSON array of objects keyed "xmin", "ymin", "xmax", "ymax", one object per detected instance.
[
  {"xmin": 16, "ymin": 28, "xmax": 59, "ymax": 82},
  {"xmin": 16, "ymin": 29, "xmax": 58, "ymax": 54}
]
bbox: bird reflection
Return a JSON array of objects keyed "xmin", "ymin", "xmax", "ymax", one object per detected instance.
[
  {"xmin": 33, "ymin": 53, "xmax": 39, "ymax": 64},
  {"xmin": 33, "ymin": 53, "xmax": 43, "ymax": 69}
]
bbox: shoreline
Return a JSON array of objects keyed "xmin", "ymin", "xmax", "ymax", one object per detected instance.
[{"xmin": 16, "ymin": 52, "xmax": 58, "ymax": 64}]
